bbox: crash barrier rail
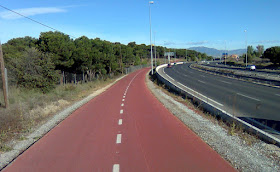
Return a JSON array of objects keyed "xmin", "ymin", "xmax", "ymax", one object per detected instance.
[
  {"xmin": 201, "ymin": 63, "xmax": 280, "ymax": 78},
  {"xmin": 206, "ymin": 63, "xmax": 280, "ymax": 75},
  {"xmin": 193, "ymin": 64, "xmax": 280, "ymax": 87},
  {"xmin": 155, "ymin": 63, "xmax": 280, "ymax": 146}
]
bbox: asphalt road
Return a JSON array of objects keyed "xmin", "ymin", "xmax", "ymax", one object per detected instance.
[
  {"xmin": 161, "ymin": 63, "xmax": 280, "ymax": 122},
  {"xmin": 4, "ymin": 68, "xmax": 235, "ymax": 172}
]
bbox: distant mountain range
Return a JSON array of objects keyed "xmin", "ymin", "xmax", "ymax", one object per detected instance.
[{"xmin": 188, "ymin": 46, "xmax": 246, "ymax": 57}]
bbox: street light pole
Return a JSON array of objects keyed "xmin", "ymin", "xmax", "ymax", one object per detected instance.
[
  {"xmin": 154, "ymin": 31, "xmax": 157, "ymax": 68},
  {"xmin": 245, "ymin": 30, "xmax": 248, "ymax": 67},
  {"xmin": 149, "ymin": 1, "xmax": 154, "ymax": 74},
  {"xmin": 164, "ymin": 41, "xmax": 166, "ymax": 64},
  {"xmin": 186, "ymin": 49, "xmax": 188, "ymax": 61},
  {"xmin": 225, "ymin": 40, "xmax": 227, "ymax": 65}
]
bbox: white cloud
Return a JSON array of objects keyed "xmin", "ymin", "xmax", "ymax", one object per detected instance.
[
  {"xmin": 0, "ymin": 7, "xmax": 66, "ymax": 20},
  {"xmin": 251, "ymin": 40, "xmax": 280, "ymax": 44},
  {"xmin": 163, "ymin": 41, "xmax": 176, "ymax": 46}
]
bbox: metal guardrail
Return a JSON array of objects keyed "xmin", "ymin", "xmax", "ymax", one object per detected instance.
[
  {"xmin": 206, "ymin": 63, "xmax": 280, "ymax": 75},
  {"xmin": 155, "ymin": 63, "xmax": 280, "ymax": 146},
  {"xmin": 193, "ymin": 64, "xmax": 280, "ymax": 87},
  {"xmin": 203, "ymin": 63, "xmax": 280, "ymax": 78}
]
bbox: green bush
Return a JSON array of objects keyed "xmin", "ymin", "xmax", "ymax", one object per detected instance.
[
  {"xmin": 8, "ymin": 48, "xmax": 59, "ymax": 93},
  {"xmin": 263, "ymin": 46, "xmax": 280, "ymax": 65}
]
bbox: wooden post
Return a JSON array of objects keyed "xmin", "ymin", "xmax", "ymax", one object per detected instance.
[
  {"xmin": 0, "ymin": 43, "xmax": 9, "ymax": 108},
  {"xmin": 63, "ymin": 71, "xmax": 65, "ymax": 85},
  {"xmin": 5, "ymin": 68, "xmax": 8, "ymax": 98}
]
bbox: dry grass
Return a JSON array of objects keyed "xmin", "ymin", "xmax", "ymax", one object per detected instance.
[{"xmin": 0, "ymin": 76, "xmax": 121, "ymax": 152}]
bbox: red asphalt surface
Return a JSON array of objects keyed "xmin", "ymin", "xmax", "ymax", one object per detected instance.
[{"xmin": 4, "ymin": 68, "xmax": 236, "ymax": 172}]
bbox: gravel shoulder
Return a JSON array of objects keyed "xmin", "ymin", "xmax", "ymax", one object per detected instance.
[
  {"xmin": 0, "ymin": 75, "xmax": 126, "ymax": 170},
  {"xmin": 146, "ymin": 72, "xmax": 280, "ymax": 172}
]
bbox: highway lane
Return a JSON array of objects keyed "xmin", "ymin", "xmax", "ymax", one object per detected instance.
[
  {"xmin": 4, "ymin": 68, "xmax": 235, "ymax": 172},
  {"xmin": 162, "ymin": 63, "xmax": 280, "ymax": 122}
]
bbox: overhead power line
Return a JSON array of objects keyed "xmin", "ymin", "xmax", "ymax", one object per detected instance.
[{"xmin": 0, "ymin": 4, "xmax": 76, "ymax": 39}]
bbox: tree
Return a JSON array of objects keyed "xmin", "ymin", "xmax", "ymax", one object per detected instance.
[
  {"xmin": 263, "ymin": 46, "xmax": 280, "ymax": 65},
  {"xmin": 8, "ymin": 48, "xmax": 59, "ymax": 92},
  {"xmin": 201, "ymin": 53, "xmax": 207, "ymax": 60},
  {"xmin": 243, "ymin": 45, "xmax": 254, "ymax": 63},
  {"xmin": 256, "ymin": 45, "xmax": 264, "ymax": 57},
  {"xmin": 2, "ymin": 36, "xmax": 37, "ymax": 68},
  {"xmin": 247, "ymin": 45, "xmax": 254, "ymax": 56},
  {"xmin": 244, "ymin": 53, "xmax": 253, "ymax": 63},
  {"xmin": 197, "ymin": 54, "xmax": 202, "ymax": 60},
  {"xmin": 73, "ymin": 36, "xmax": 93, "ymax": 73},
  {"xmin": 37, "ymin": 31, "xmax": 75, "ymax": 72},
  {"xmin": 206, "ymin": 56, "xmax": 213, "ymax": 61}
]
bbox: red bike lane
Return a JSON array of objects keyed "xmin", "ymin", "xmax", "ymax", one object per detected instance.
[{"xmin": 4, "ymin": 68, "xmax": 236, "ymax": 172}]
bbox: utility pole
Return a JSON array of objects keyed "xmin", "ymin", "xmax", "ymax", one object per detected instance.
[{"xmin": 0, "ymin": 43, "xmax": 9, "ymax": 108}]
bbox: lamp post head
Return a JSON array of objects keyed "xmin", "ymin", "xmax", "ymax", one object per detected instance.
[{"xmin": 149, "ymin": 1, "xmax": 154, "ymax": 4}]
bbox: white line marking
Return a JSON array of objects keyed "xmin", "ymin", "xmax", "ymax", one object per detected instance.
[
  {"xmin": 122, "ymin": 99, "xmax": 125, "ymax": 102},
  {"xmin": 177, "ymin": 82, "xmax": 224, "ymax": 107},
  {"xmin": 116, "ymin": 134, "xmax": 122, "ymax": 144},
  {"xmin": 124, "ymin": 71, "xmax": 142, "ymax": 95},
  {"xmin": 162, "ymin": 71, "xmax": 223, "ymax": 107},
  {"xmin": 118, "ymin": 119, "xmax": 123, "ymax": 125},
  {"xmin": 200, "ymin": 75, "xmax": 205, "ymax": 78},
  {"xmin": 120, "ymin": 110, "xmax": 123, "ymax": 114},
  {"xmin": 275, "ymin": 94, "xmax": 280, "ymax": 97},
  {"xmin": 197, "ymin": 80, "xmax": 206, "ymax": 84},
  {"xmin": 237, "ymin": 93, "xmax": 260, "ymax": 101},
  {"xmin": 220, "ymin": 80, "xmax": 231, "ymax": 84},
  {"xmin": 123, "ymin": 96, "xmax": 125, "ymax": 98},
  {"xmin": 166, "ymin": 75, "xmax": 175, "ymax": 81},
  {"xmin": 177, "ymin": 82, "xmax": 185, "ymax": 88},
  {"xmin": 121, "ymin": 103, "xmax": 124, "ymax": 106},
  {"xmin": 113, "ymin": 164, "xmax": 120, "ymax": 172}
]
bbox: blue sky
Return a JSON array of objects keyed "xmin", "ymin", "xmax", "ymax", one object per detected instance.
[{"xmin": 0, "ymin": 0, "xmax": 279, "ymax": 50}]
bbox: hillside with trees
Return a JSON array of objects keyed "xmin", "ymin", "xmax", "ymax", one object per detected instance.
[{"xmin": 2, "ymin": 31, "xmax": 212, "ymax": 92}]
